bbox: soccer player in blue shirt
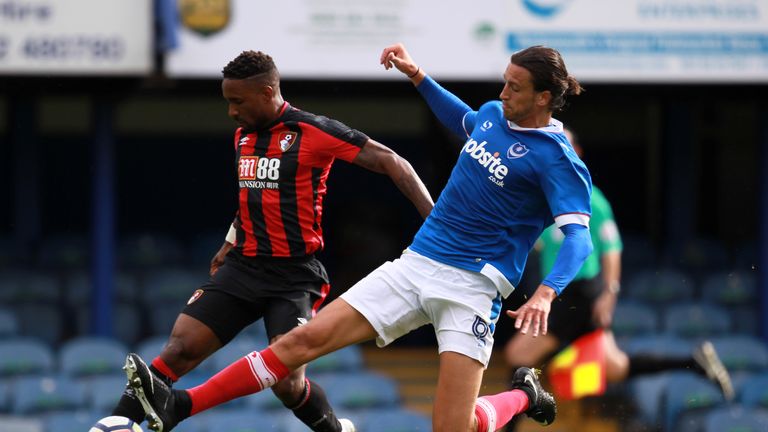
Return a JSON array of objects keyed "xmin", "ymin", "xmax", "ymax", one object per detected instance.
[{"xmin": 125, "ymin": 43, "xmax": 593, "ymax": 432}]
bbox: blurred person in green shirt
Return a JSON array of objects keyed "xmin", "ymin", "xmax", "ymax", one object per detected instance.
[{"xmin": 504, "ymin": 127, "xmax": 733, "ymax": 407}]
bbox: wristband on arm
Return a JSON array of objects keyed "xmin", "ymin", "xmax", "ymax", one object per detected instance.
[{"xmin": 225, "ymin": 224, "xmax": 236, "ymax": 245}]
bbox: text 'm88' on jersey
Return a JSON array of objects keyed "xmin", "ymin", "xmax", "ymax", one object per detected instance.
[
  {"xmin": 232, "ymin": 102, "xmax": 368, "ymax": 258},
  {"xmin": 410, "ymin": 101, "xmax": 592, "ymax": 297}
]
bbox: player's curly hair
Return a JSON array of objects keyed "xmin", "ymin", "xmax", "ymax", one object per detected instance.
[
  {"xmin": 511, "ymin": 46, "xmax": 582, "ymax": 112},
  {"xmin": 222, "ymin": 50, "xmax": 279, "ymax": 83}
]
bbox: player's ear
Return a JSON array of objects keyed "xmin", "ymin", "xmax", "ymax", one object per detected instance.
[{"xmin": 536, "ymin": 90, "xmax": 551, "ymax": 108}]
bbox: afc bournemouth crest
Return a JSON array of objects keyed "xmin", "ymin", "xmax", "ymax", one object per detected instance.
[
  {"xmin": 179, "ymin": 0, "xmax": 230, "ymax": 37},
  {"xmin": 278, "ymin": 132, "xmax": 297, "ymax": 152}
]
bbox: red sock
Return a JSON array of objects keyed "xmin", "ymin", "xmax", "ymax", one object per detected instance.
[
  {"xmin": 151, "ymin": 357, "xmax": 179, "ymax": 382},
  {"xmin": 474, "ymin": 390, "xmax": 529, "ymax": 432},
  {"xmin": 188, "ymin": 348, "xmax": 289, "ymax": 415}
]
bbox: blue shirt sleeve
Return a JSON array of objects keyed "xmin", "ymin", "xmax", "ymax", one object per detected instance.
[
  {"xmin": 416, "ymin": 75, "xmax": 475, "ymax": 138},
  {"xmin": 542, "ymin": 223, "xmax": 593, "ymax": 295},
  {"xmin": 539, "ymin": 139, "xmax": 592, "ymax": 225}
]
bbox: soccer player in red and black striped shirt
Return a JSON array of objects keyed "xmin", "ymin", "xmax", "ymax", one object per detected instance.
[{"xmin": 112, "ymin": 51, "xmax": 433, "ymax": 432}]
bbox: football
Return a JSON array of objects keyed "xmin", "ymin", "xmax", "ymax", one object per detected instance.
[{"xmin": 89, "ymin": 416, "xmax": 144, "ymax": 432}]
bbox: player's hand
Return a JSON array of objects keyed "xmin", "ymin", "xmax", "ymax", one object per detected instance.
[
  {"xmin": 210, "ymin": 241, "xmax": 233, "ymax": 276},
  {"xmin": 592, "ymin": 290, "xmax": 617, "ymax": 328},
  {"xmin": 380, "ymin": 43, "xmax": 420, "ymax": 78},
  {"xmin": 505, "ymin": 284, "xmax": 557, "ymax": 337}
]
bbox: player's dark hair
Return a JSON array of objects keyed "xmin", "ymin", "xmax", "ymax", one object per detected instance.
[
  {"xmin": 222, "ymin": 50, "xmax": 279, "ymax": 85},
  {"xmin": 511, "ymin": 46, "xmax": 582, "ymax": 112}
]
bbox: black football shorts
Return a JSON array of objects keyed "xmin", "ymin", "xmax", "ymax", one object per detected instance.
[
  {"xmin": 546, "ymin": 277, "xmax": 602, "ymax": 351},
  {"xmin": 182, "ymin": 251, "xmax": 330, "ymax": 345}
]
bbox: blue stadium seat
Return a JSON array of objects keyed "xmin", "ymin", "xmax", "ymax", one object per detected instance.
[
  {"xmin": 85, "ymin": 374, "xmax": 129, "ymax": 413},
  {"xmin": 662, "ymin": 372, "xmax": 725, "ymax": 431},
  {"xmin": 663, "ymin": 237, "xmax": 730, "ymax": 273},
  {"xmin": 207, "ymin": 334, "xmax": 269, "ymax": 373},
  {"xmin": 0, "ymin": 306, "xmax": 19, "ymax": 338},
  {"xmin": 147, "ymin": 303, "xmax": 185, "ymax": 336},
  {"xmin": 12, "ymin": 375, "xmax": 88, "ymax": 414},
  {"xmin": 663, "ymin": 302, "xmax": 731, "ymax": 339},
  {"xmin": 196, "ymin": 409, "xmax": 288, "ymax": 431},
  {"xmin": 118, "ymin": 233, "xmax": 185, "ymax": 268},
  {"xmin": 626, "ymin": 373, "xmax": 673, "ymax": 427},
  {"xmin": 136, "ymin": 335, "xmax": 168, "ymax": 365},
  {"xmin": 142, "ymin": 268, "xmax": 206, "ymax": 305},
  {"xmin": 356, "ymin": 408, "xmax": 432, "ymax": 432},
  {"xmin": 703, "ymin": 406, "xmax": 768, "ymax": 432},
  {"xmin": 65, "ymin": 271, "xmax": 139, "ymax": 306},
  {"xmin": 624, "ymin": 268, "xmax": 695, "ymax": 304},
  {"xmin": 0, "ymin": 377, "xmax": 10, "ymax": 412},
  {"xmin": 15, "ymin": 304, "xmax": 64, "ymax": 346},
  {"xmin": 709, "ymin": 336, "xmax": 768, "ymax": 372},
  {"xmin": 0, "ymin": 338, "xmax": 55, "ymax": 376},
  {"xmin": 700, "ymin": 271, "xmax": 757, "ymax": 306},
  {"xmin": 306, "ymin": 345, "xmax": 364, "ymax": 374},
  {"xmin": 73, "ymin": 303, "xmax": 143, "ymax": 345},
  {"xmin": 622, "ymin": 334, "xmax": 694, "ymax": 358},
  {"xmin": 0, "ymin": 271, "xmax": 61, "ymax": 304},
  {"xmin": 313, "ymin": 372, "xmax": 400, "ymax": 410},
  {"xmin": 46, "ymin": 410, "xmax": 107, "ymax": 432},
  {"xmin": 59, "ymin": 337, "xmax": 129, "ymax": 377},
  {"xmin": 611, "ymin": 301, "xmax": 658, "ymax": 339},
  {"xmin": 37, "ymin": 233, "xmax": 89, "ymax": 270},
  {"xmin": 739, "ymin": 372, "xmax": 768, "ymax": 409}
]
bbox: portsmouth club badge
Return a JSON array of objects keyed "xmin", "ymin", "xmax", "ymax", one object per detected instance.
[
  {"xmin": 278, "ymin": 132, "xmax": 296, "ymax": 152},
  {"xmin": 178, "ymin": 0, "xmax": 230, "ymax": 37}
]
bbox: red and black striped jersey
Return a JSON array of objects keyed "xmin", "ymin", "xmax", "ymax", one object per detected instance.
[{"xmin": 231, "ymin": 102, "xmax": 368, "ymax": 258}]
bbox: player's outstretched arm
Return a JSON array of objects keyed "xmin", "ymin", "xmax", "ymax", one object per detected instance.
[
  {"xmin": 352, "ymin": 139, "xmax": 434, "ymax": 219},
  {"xmin": 380, "ymin": 43, "xmax": 425, "ymax": 84}
]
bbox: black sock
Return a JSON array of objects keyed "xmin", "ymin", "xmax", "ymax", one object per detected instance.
[
  {"xmin": 287, "ymin": 378, "xmax": 342, "ymax": 432},
  {"xmin": 627, "ymin": 354, "xmax": 696, "ymax": 378},
  {"xmin": 111, "ymin": 363, "xmax": 176, "ymax": 422}
]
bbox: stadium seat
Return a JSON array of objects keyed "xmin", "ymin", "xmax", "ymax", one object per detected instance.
[
  {"xmin": 15, "ymin": 304, "xmax": 64, "ymax": 346},
  {"xmin": 662, "ymin": 372, "xmax": 725, "ymax": 431},
  {"xmin": 207, "ymin": 334, "xmax": 269, "ymax": 373},
  {"xmin": 73, "ymin": 303, "xmax": 143, "ymax": 345},
  {"xmin": 700, "ymin": 271, "xmax": 757, "ymax": 306},
  {"xmin": 313, "ymin": 372, "xmax": 400, "ymax": 410},
  {"xmin": 45, "ymin": 410, "xmax": 106, "ymax": 432},
  {"xmin": 355, "ymin": 408, "xmax": 432, "ymax": 432},
  {"xmin": 306, "ymin": 345, "xmax": 364, "ymax": 374},
  {"xmin": 662, "ymin": 237, "xmax": 730, "ymax": 273},
  {"xmin": 624, "ymin": 268, "xmax": 695, "ymax": 304},
  {"xmin": 195, "ymin": 409, "xmax": 288, "ymax": 431},
  {"xmin": 36, "ymin": 233, "xmax": 89, "ymax": 270},
  {"xmin": 135, "ymin": 335, "xmax": 168, "ymax": 365},
  {"xmin": 703, "ymin": 406, "xmax": 768, "ymax": 432},
  {"xmin": 663, "ymin": 302, "xmax": 731, "ymax": 339},
  {"xmin": 11, "ymin": 375, "xmax": 88, "ymax": 414},
  {"xmin": 611, "ymin": 301, "xmax": 658, "ymax": 339},
  {"xmin": 739, "ymin": 372, "xmax": 768, "ymax": 409},
  {"xmin": 621, "ymin": 334, "xmax": 694, "ymax": 358},
  {"xmin": 708, "ymin": 336, "xmax": 768, "ymax": 372},
  {"xmin": 64, "ymin": 271, "xmax": 139, "ymax": 306},
  {"xmin": 0, "ymin": 338, "xmax": 55, "ymax": 376},
  {"xmin": 626, "ymin": 373, "xmax": 673, "ymax": 427},
  {"xmin": 0, "ymin": 271, "xmax": 61, "ymax": 304},
  {"xmin": 59, "ymin": 337, "xmax": 129, "ymax": 377},
  {"xmin": 142, "ymin": 268, "xmax": 206, "ymax": 305},
  {"xmin": 118, "ymin": 233, "xmax": 185, "ymax": 269},
  {"xmin": 85, "ymin": 374, "xmax": 129, "ymax": 413},
  {"xmin": 0, "ymin": 377, "xmax": 10, "ymax": 412},
  {"xmin": 147, "ymin": 303, "xmax": 185, "ymax": 337},
  {"xmin": 0, "ymin": 306, "xmax": 19, "ymax": 338}
]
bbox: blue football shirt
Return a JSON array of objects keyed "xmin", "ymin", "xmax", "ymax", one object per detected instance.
[{"xmin": 409, "ymin": 101, "xmax": 592, "ymax": 297}]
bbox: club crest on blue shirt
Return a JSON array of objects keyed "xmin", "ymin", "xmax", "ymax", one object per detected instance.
[{"xmin": 507, "ymin": 142, "xmax": 529, "ymax": 159}]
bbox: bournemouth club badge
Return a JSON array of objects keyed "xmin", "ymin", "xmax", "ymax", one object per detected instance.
[
  {"xmin": 178, "ymin": 0, "xmax": 230, "ymax": 36},
  {"xmin": 187, "ymin": 289, "xmax": 204, "ymax": 305},
  {"xmin": 278, "ymin": 132, "xmax": 296, "ymax": 152}
]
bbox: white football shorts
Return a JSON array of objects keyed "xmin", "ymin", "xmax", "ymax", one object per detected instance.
[{"xmin": 340, "ymin": 249, "xmax": 503, "ymax": 367}]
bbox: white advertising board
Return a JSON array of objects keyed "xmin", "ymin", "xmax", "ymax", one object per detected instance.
[
  {"xmin": 0, "ymin": 0, "xmax": 153, "ymax": 75},
  {"xmin": 167, "ymin": 0, "xmax": 768, "ymax": 83}
]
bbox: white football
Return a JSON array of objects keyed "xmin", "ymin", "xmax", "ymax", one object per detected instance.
[{"xmin": 89, "ymin": 416, "xmax": 144, "ymax": 432}]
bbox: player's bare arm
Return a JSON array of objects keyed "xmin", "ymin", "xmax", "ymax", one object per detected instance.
[
  {"xmin": 352, "ymin": 139, "xmax": 434, "ymax": 219},
  {"xmin": 506, "ymin": 284, "xmax": 557, "ymax": 337},
  {"xmin": 380, "ymin": 43, "xmax": 426, "ymax": 84}
]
